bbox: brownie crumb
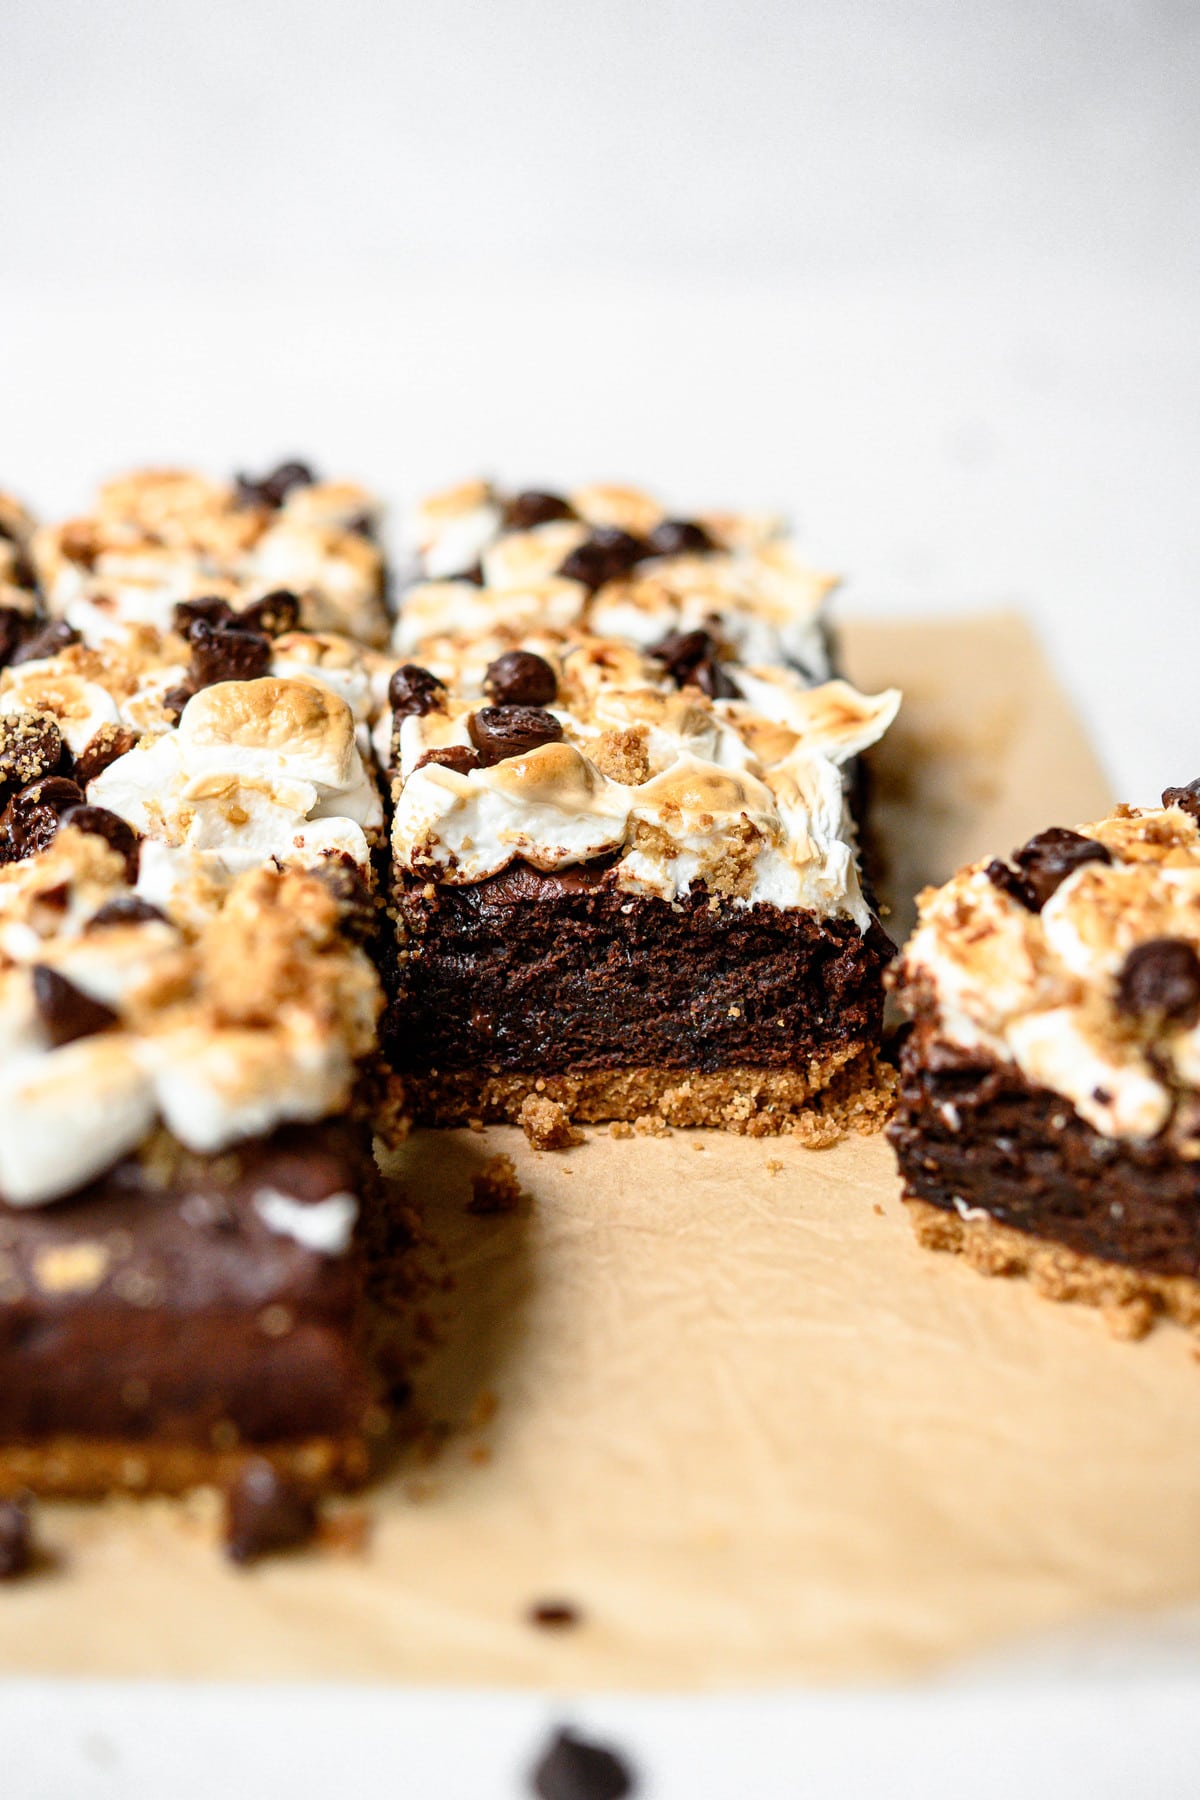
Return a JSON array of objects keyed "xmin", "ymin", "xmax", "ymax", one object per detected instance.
[
  {"xmin": 0, "ymin": 1498, "xmax": 35, "ymax": 1580},
  {"xmin": 467, "ymin": 1154, "xmax": 525, "ymax": 1215},
  {"xmin": 530, "ymin": 1726, "xmax": 636, "ymax": 1800},
  {"xmin": 519, "ymin": 1094, "xmax": 583, "ymax": 1152},
  {"xmin": 527, "ymin": 1600, "xmax": 582, "ymax": 1630},
  {"xmin": 224, "ymin": 1458, "xmax": 318, "ymax": 1565}
]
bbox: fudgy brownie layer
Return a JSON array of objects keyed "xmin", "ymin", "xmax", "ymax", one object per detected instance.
[
  {"xmin": 889, "ymin": 1024, "xmax": 1200, "ymax": 1279},
  {"xmin": 388, "ymin": 861, "xmax": 894, "ymax": 1079},
  {"xmin": 0, "ymin": 1124, "xmax": 376, "ymax": 1463}
]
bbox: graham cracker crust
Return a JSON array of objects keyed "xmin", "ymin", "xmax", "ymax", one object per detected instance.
[
  {"xmin": 406, "ymin": 1044, "xmax": 897, "ymax": 1140},
  {"xmin": 906, "ymin": 1198, "xmax": 1200, "ymax": 1341},
  {"xmin": 0, "ymin": 1434, "xmax": 371, "ymax": 1500}
]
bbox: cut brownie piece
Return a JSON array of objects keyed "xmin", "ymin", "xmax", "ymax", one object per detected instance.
[
  {"xmin": 0, "ymin": 829, "xmax": 393, "ymax": 1494},
  {"xmin": 31, "ymin": 463, "xmax": 390, "ymax": 646},
  {"xmin": 888, "ymin": 788, "xmax": 1200, "ymax": 1335},
  {"xmin": 384, "ymin": 484, "xmax": 900, "ymax": 1135}
]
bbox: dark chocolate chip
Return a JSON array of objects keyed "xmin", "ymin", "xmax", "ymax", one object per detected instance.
[
  {"xmin": 483, "ymin": 651, "xmax": 557, "ymax": 707},
  {"xmin": 0, "ymin": 1499, "xmax": 34, "ymax": 1581},
  {"xmin": 72, "ymin": 726, "xmax": 139, "ymax": 789},
  {"xmin": 649, "ymin": 628, "xmax": 740, "ymax": 700},
  {"xmin": 985, "ymin": 858, "xmax": 1037, "ymax": 910},
  {"xmin": 0, "ymin": 608, "xmax": 26, "ymax": 671},
  {"xmin": 239, "ymin": 589, "xmax": 301, "ymax": 638},
  {"xmin": 188, "ymin": 619, "xmax": 272, "ymax": 689},
  {"xmin": 528, "ymin": 1600, "xmax": 582, "ymax": 1630},
  {"xmin": 60, "ymin": 804, "xmax": 140, "ymax": 881},
  {"xmin": 1116, "ymin": 938, "xmax": 1200, "ymax": 1028},
  {"xmin": 530, "ymin": 1727, "xmax": 635, "ymax": 1800},
  {"xmin": 389, "ymin": 663, "xmax": 447, "ymax": 720},
  {"xmin": 469, "ymin": 705, "xmax": 564, "ymax": 767},
  {"xmin": 173, "ymin": 597, "xmax": 237, "ymax": 636},
  {"xmin": 88, "ymin": 896, "xmax": 169, "ymax": 930},
  {"xmin": 1010, "ymin": 828, "xmax": 1112, "ymax": 911},
  {"xmin": 643, "ymin": 517, "xmax": 716, "ymax": 558},
  {"xmin": 446, "ymin": 562, "xmax": 485, "ymax": 586},
  {"xmin": 234, "ymin": 460, "xmax": 316, "ymax": 511},
  {"xmin": 224, "ymin": 1458, "xmax": 318, "ymax": 1565},
  {"xmin": 414, "ymin": 745, "xmax": 481, "ymax": 776},
  {"xmin": 0, "ymin": 776, "xmax": 85, "ymax": 862},
  {"xmin": 0, "ymin": 715, "xmax": 64, "ymax": 792},
  {"xmin": 1163, "ymin": 780, "xmax": 1200, "ymax": 824},
  {"xmin": 345, "ymin": 511, "xmax": 375, "ymax": 539},
  {"xmin": 161, "ymin": 684, "xmax": 196, "ymax": 724},
  {"xmin": 32, "ymin": 964, "xmax": 119, "ymax": 1047},
  {"xmin": 503, "ymin": 490, "xmax": 577, "ymax": 531},
  {"xmin": 559, "ymin": 528, "xmax": 649, "ymax": 592},
  {"xmin": 10, "ymin": 621, "xmax": 80, "ymax": 667}
]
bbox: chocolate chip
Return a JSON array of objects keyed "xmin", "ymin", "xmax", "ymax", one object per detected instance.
[
  {"xmin": 483, "ymin": 651, "xmax": 557, "ymax": 707},
  {"xmin": 1116, "ymin": 939, "xmax": 1200, "ymax": 1028},
  {"xmin": 414, "ymin": 745, "xmax": 481, "ymax": 776},
  {"xmin": 389, "ymin": 663, "xmax": 447, "ymax": 720},
  {"xmin": 988, "ymin": 828, "xmax": 1112, "ymax": 913},
  {"xmin": 469, "ymin": 706, "xmax": 564, "ymax": 767},
  {"xmin": 234, "ymin": 460, "xmax": 316, "ymax": 511},
  {"xmin": 1163, "ymin": 780, "xmax": 1200, "ymax": 824},
  {"xmin": 188, "ymin": 620, "xmax": 272, "ymax": 689},
  {"xmin": 528, "ymin": 1600, "xmax": 582, "ymax": 1630},
  {"xmin": 160, "ymin": 684, "xmax": 195, "ymax": 724},
  {"xmin": 32, "ymin": 964, "xmax": 119, "ymax": 1047},
  {"xmin": 650, "ymin": 628, "xmax": 740, "ymax": 700},
  {"xmin": 503, "ymin": 490, "xmax": 577, "ymax": 531},
  {"xmin": 10, "ymin": 621, "xmax": 79, "ymax": 667},
  {"xmin": 530, "ymin": 1727, "xmax": 635, "ymax": 1800},
  {"xmin": 0, "ymin": 715, "xmax": 63, "ymax": 792},
  {"xmin": 224, "ymin": 1458, "xmax": 318, "ymax": 1565},
  {"xmin": 88, "ymin": 896, "xmax": 169, "ymax": 930},
  {"xmin": 60, "ymin": 804, "xmax": 140, "ymax": 881},
  {"xmin": 559, "ymin": 528, "xmax": 649, "ymax": 591},
  {"xmin": 0, "ymin": 608, "xmax": 26, "ymax": 671},
  {"xmin": 311, "ymin": 860, "xmax": 377, "ymax": 942},
  {"xmin": 0, "ymin": 776, "xmax": 84, "ymax": 862},
  {"xmin": 173, "ymin": 597, "xmax": 237, "ymax": 636},
  {"xmin": 0, "ymin": 1499, "xmax": 34, "ymax": 1581},
  {"xmin": 643, "ymin": 517, "xmax": 716, "ymax": 558},
  {"xmin": 240, "ymin": 589, "xmax": 301, "ymax": 638},
  {"xmin": 447, "ymin": 562, "xmax": 485, "ymax": 586},
  {"xmin": 72, "ymin": 725, "xmax": 139, "ymax": 788}
]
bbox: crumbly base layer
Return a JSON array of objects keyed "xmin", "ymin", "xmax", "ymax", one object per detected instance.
[
  {"xmin": 906, "ymin": 1198, "xmax": 1200, "ymax": 1341},
  {"xmin": 404, "ymin": 1044, "xmax": 897, "ymax": 1140},
  {"xmin": 0, "ymin": 1433, "xmax": 371, "ymax": 1500}
]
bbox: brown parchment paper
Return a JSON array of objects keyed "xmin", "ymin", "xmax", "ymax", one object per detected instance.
[{"xmin": 9, "ymin": 610, "xmax": 1197, "ymax": 1691}]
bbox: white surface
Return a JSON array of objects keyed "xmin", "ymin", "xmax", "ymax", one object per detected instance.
[{"xmin": 2, "ymin": 0, "xmax": 1200, "ymax": 1791}]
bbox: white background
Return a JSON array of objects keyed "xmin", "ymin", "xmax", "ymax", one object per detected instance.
[{"xmin": 2, "ymin": 2, "xmax": 1200, "ymax": 1793}]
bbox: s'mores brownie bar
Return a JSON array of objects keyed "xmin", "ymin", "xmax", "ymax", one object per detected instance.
[
  {"xmin": 383, "ymin": 481, "xmax": 899, "ymax": 1135},
  {"xmin": 31, "ymin": 461, "xmax": 390, "ymax": 647},
  {"xmin": 0, "ymin": 826, "xmax": 388, "ymax": 1495},
  {"xmin": 889, "ymin": 785, "xmax": 1200, "ymax": 1335}
]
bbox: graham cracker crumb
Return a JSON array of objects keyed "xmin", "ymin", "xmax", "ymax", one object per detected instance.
[
  {"xmin": 766, "ymin": 1159, "xmax": 783, "ymax": 1176},
  {"xmin": 518, "ymin": 1093, "xmax": 583, "ymax": 1152},
  {"xmin": 634, "ymin": 1114, "xmax": 671, "ymax": 1138},
  {"xmin": 609, "ymin": 1121, "xmax": 635, "ymax": 1139},
  {"xmin": 467, "ymin": 1154, "xmax": 526, "ymax": 1215}
]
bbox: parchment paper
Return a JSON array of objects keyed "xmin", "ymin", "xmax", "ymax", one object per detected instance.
[{"xmin": 8, "ymin": 611, "xmax": 1192, "ymax": 1691}]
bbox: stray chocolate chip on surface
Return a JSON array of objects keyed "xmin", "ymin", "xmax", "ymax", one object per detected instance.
[
  {"xmin": 60, "ymin": 804, "xmax": 140, "ymax": 881},
  {"xmin": 528, "ymin": 1600, "xmax": 582, "ymax": 1629},
  {"xmin": 10, "ymin": 621, "xmax": 80, "ymax": 667},
  {"xmin": 224, "ymin": 1458, "xmax": 318, "ymax": 1565},
  {"xmin": 1163, "ymin": 780, "xmax": 1200, "ymax": 823},
  {"xmin": 559, "ymin": 528, "xmax": 648, "ymax": 591},
  {"xmin": 389, "ymin": 663, "xmax": 447, "ymax": 720},
  {"xmin": 988, "ymin": 828, "xmax": 1112, "ymax": 913},
  {"xmin": 530, "ymin": 1727, "xmax": 635, "ymax": 1800},
  {"xmin": 503, "ymin": 490, "xmax": 578, "ymax": 531},
  {"xmin": 1116, "ymin": 938, "xmax": 1200, "ymax": 1028},
  {"xmin": 469, "ymin": 705, "xmax": 564, "ymax": 767},
  {"xmin": 414, "ymin": 745, "xmax": 481, "ymax": 776},
  {"xmin": 72, "ymin": 725, "xmax": 139, "ymax": 789},
  {"xmin": 650, "ymin": 628, "xmax": 740, "ymax": 700},
  {"xmin": 239, "ymin": 589, "xmax": 301, "ymax": 638},
  {"xmin": 643, "ymin": 517, "xmax": 716, "ymax": 558},
  {"xmin": 483, "ymin": 650, "xmax": 557, "ymax": 707},
  {"xmin": 0, "ymin": 715, "xmax": 64, "ymax": 792},
  {"xmin": 189, "ymin": 620, "xmax": 272, "ymax": 689},
  {"xmin": 33, "ymin": 965, "xmax": 120, "ymax": 1047},
  {"xmin": 235, "ymin": 460, "xmax": 316, "ymax": 511},
  {"xmin": 0, "ymin": 1499, "xmax": 35, "ymax": 1580}
]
